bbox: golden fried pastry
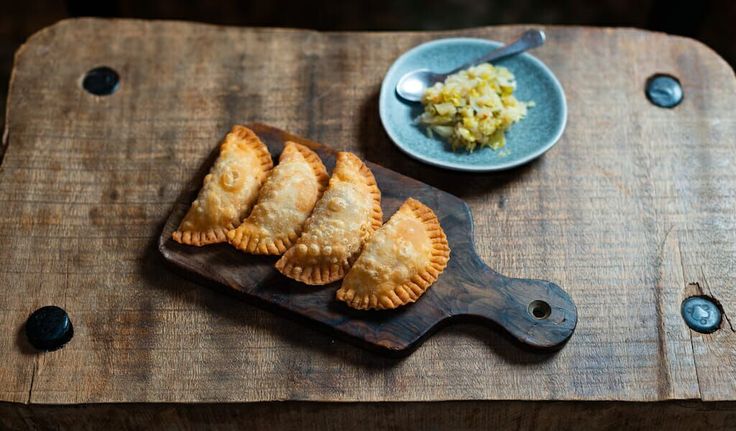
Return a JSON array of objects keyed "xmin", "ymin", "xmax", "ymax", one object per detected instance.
[
  {"xmin": 275, "ymin": 152, "xmax": 382, "ymax": 285},
  {"xmin": 172, "ymin": 125, "xmax": 273, "ymax": 246},
  {"xmin": 226, "ymin": 142, "xmax": 329, "ymax": 254},
  {"xmin": 336, "ymin": 198, "xmax": 450, "ymax": 310}
]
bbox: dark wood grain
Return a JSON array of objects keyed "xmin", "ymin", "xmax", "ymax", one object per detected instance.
[
  {"xmin": 3, "ymin": 400, "xmax": 736, "ymax": 431},
  {"xmin": 159, "ymin": 124, "xmax": 577, "ymax": 354}
]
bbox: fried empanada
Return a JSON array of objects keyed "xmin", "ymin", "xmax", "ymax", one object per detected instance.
[
  {"xmin": 336, "ymin": 198, "xmax": 450, "ymax": 310},
  {"xmin": 275, "ymin": 152, "xmax": 382, "ymax": 285},
  {"xmin": 172, "ymin": 125, "xmax": 273, "ymax": 246},
  {"xmin": 226, "ymin": 142, "xmax": 328, "ymax": 254}
]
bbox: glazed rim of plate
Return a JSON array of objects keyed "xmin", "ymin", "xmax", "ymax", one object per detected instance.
[{"xmin": 379, "ymin": 37, "xmax": 568, "ymax": 172}]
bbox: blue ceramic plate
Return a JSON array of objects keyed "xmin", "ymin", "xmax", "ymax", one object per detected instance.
[{"xmin": 379, "ymin": 38, "xmax": 567, "ymax": 172}]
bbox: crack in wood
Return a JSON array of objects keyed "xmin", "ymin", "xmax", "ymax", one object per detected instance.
[
  {"xmin": 689, "ymin": 330, "xmax": 705, "ymax": 400},
  {"xmin": 653, "ymin": 225, "xmax": 675, "ymax": 398},
  {"xmin": 26, "ymin": 357, "xmax": 37, "ymax": 404}
]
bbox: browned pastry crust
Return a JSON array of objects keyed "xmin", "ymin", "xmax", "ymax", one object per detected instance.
[
  {"xmin": 336, "ymin": 198, "xmax": 450, "ymax": 310},
  {"xmin": 227, "ymin": 141, "xmax": 329, "ymax": 254},
  {"xmin": 275, "ymin": 152, "xmax": 382, "ymax": 285},
  {"xmin": 172, "ymin": 125, "xmax": 273, "ymax": 246}
]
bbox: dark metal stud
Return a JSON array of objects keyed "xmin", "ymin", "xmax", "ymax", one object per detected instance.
[
  {"xmin": 681, "ymin": 296, "xmax": 721, "ymax": 334},
  {"xmin": 645, "ymin": 74, "xmax": 683, "ymax": 108},
  {"xmin": 25, "ymin": 306, "xmax": 74, "ymax": 351},
  {"xmin": 82, "ymin": 66, "xmax": 120, "ymax": 96}
]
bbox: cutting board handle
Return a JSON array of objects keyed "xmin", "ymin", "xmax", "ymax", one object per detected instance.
[{"xmin": 446, "ymin": 255, "xmax": 577, "ymax": 350}]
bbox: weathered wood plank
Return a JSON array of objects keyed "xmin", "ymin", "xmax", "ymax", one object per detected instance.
[{"xmin": 0, "ymin": 18, "xmax": 735, "ymax": 404}]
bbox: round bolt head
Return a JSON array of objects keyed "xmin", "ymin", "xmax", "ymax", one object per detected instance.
[
  {"xmin": 82, "ymin": 66, "xmax": 120, "ymax": 96},
  {"xmin": 25, "ymin": 306, "xmax": 74, "ymax": 351},
  {"xmin": 645, "ymin": 74, "xmax": 683, "ymax": 108},
  {"xmin": 681, "ymin": 296, "xmax": 721, "ymax": 334}
]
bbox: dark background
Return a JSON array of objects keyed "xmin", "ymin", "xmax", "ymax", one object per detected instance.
[{"xmin": 2, "ymin": 0, "xmax": 735, "ymax": 129}]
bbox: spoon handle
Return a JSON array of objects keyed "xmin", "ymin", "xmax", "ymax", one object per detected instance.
[{"xmin": 450, "ymin": 29, "xmax": 546, "ymax": 74}]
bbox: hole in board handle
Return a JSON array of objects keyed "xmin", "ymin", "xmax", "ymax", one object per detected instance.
[{"xmin": 528, "ymin": 300, "xmax": 551, "ymax": 320}]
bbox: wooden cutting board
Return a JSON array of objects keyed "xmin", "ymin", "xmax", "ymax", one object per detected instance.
[{"xmin": 159, "ymin": 123, "xmax": 577, "ymax": 355}]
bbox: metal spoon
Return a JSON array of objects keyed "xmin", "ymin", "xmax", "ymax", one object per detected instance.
[{"xmin": 395, "ymin": 29, "xmax": 546, "ymax": 103}]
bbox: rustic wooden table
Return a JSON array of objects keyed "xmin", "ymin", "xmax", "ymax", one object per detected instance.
[{"xmin": 1, "ymin": 19, "xmax": 735, "ymax": 430}]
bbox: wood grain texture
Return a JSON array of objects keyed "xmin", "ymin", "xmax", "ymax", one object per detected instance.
[
  {"xmin": 160, "ymin": 123, "xmax": 577, "ymax": 354},
  {"xmin": 0, "ymin": 18, "xmax": 735, "ymax": 404},
  {"xmin": 2, "ymin": 401, "xmax": 736, "ymax": 431}
]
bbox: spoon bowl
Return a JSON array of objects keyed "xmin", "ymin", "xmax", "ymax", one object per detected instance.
[{"xmin": 396, "ymin": 69, "xmax": 445, "ymax": 102}]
